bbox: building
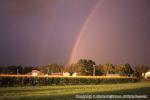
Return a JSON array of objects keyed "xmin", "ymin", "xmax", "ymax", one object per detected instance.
[
  {"xmin": 145, "ymin": 70, "xmax": 150, "ymax": 79},
  {"xmin": 32, "ymin": 70, "xmax": 40, "ymax": 76},
  {"xmin": 63, "ymin": 72, "xmax": 70, "ymax": 76}
]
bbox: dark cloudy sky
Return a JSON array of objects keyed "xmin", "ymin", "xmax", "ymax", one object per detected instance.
[{"xmin": 0, "ymin": 0, "xmax": 150, "ymax": 66}]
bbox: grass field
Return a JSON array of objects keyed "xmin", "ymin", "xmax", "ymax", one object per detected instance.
[{"xmin": 0, "ymin": 82, "xmax": 149, "ymax": 100}]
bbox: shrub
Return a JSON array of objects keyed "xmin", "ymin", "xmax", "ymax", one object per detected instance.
[{"xmin": 0, "ymin": 76, "xmax": 139, "ymax": 86}]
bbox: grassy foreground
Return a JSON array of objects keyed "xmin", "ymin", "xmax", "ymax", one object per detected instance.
[{"xmin": 0, "ymin": 82, "xmax": 149, "ymax": 100}]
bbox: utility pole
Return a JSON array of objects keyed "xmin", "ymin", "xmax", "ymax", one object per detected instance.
[
  {"xmin": 22, "ymin": 66, "xmax": 24, "ymax": 74},
  {"xmin": 17, "ymin": 68, "xmax": 19, "ymax": 75},
  {"xmin": 47, "ymin": 67, "xmax": 49, "ymax": 75},
  {"xmin": 93, "ymin": 65, "xmax": 96, "ymax": 76}
]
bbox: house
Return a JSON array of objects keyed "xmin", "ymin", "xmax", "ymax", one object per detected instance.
[
  {"xmin": 63, "ymin": 72, "xmax": 70, "ymax": 76},
  {"xmin": 32, "ymin": 70, "xmax": 40, "ymax": 76},
  {"xmin": 72, "ymin": 72, "xmax": 77, "ymax": 76},
  {"xmin": 145, "ymin": 70, "xmax": 150, "ymax": 79}
]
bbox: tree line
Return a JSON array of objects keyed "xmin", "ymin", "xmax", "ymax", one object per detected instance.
[{"xmin": 0, "ymin": 59, "xmax": 149, "ymax": 78}]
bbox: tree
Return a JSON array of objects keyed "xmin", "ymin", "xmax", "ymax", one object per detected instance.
[
  {"xmin": 114, "ymin": 65, "xmax": 125, "ymax": 75},
  {"xmin": 40, "ymin": 64, "xmax": 64, "ymax": 74},
  {"xmin": 135, "ymin": 65, "xmax": 149, "ymax": 78},
  {"xmin": 0, "ymin": 66, "xmax": 3, "ymax": 74},
  {"xmin": 101, "ymin": 63, "xmax": 114, "ymax": 75},
  {"xmin": 76, "ymin": 59, "xmax": 96, "ymax": 76},
  {"xmin": 69, "ymin": 63, "xmax": 81, "ymax": 73},
  {"xmin": 95, "ymin": 64, "xmax": 103, "ymax": 76},
  {"xmin": 23, "ymin": 66, "xmax": 39, "ymax": 74},
  {"xmin": 0, "ymin": 66, "xmax": 36, "ymax": 74},
  {"xmin": 123, "ymin": 63, "xmax": 134, "ymax": 76}
]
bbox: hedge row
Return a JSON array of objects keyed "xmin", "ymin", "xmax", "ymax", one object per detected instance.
[{"xmin": 0, "ymin": 76, "xmax": 138, "ymax": 86}]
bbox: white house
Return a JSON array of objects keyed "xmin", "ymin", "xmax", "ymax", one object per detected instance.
[
  {"xmin": 72, "ymin": 72, "xmax": 77, "ymax": 76},
  {"xmin": 145, "ymin": 70, "xmax": 150, "ymax": 79},
  {"xmin": 32, "ymin": 70, "xmax": 40, "ymax": 76},
  {"xmin": 63, "ymin": 72, "xmax": 70, "ymax": 76}
]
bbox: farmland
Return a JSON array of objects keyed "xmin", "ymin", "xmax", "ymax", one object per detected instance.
[{"xmin": 0, "ymin": 81, "xmax": 149, "ymax": 100}]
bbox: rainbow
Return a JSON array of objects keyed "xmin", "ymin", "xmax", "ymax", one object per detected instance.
[{"xmin": 68, "ymin": 1, "xmax": 102, "ymax": 65}]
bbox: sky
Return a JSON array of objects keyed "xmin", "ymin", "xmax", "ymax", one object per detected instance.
[{"xmin": 0, "ymin": 0, "xmax": 150, "ymax": 66}]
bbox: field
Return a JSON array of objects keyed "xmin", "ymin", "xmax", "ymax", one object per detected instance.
[{"xmin": 0, "ymin": 82, "xmax": 149, "ymax": 100}]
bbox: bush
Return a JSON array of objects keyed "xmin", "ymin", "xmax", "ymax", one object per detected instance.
[{"xmin": 0, "ymin": 76, "xmax": 139, "ymax": 86}]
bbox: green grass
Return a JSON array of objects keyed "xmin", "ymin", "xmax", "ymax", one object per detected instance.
[{"xmin": 0, "ymin": 82, "xmax": 149, "ymax": 100}]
